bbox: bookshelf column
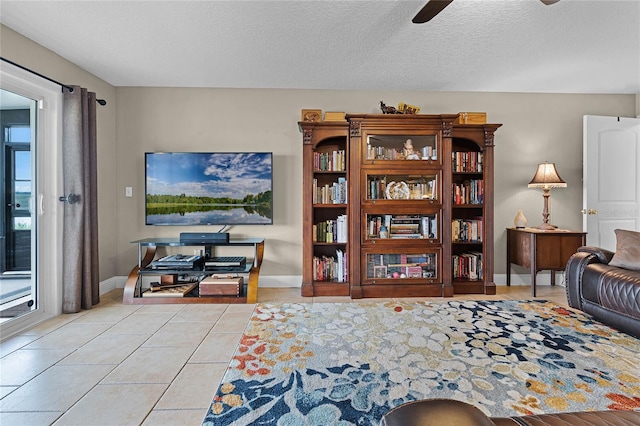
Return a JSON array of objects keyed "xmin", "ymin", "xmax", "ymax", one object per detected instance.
[{"xmin": 299, "ymin": 120, "xmax": 350, "ymax": 297}]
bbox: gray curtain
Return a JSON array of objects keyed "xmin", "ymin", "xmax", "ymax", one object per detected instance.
[{"xmin": 62, "ymin": 86, "xmax": 99, "ymax": 313}]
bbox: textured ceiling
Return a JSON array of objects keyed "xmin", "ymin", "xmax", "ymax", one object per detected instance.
[{"xmin": 1, "ymin": 0, "xmax": 639, "ymax": 94}]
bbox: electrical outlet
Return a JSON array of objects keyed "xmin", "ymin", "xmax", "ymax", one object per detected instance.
[{"xmin": 125, "ymin": 187, "xmax": 133, "ymax": 197}]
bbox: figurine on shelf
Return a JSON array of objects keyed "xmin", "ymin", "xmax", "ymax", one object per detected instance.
[
  {"xmin": 403, "ymin": 139, "xmax": 420, "ymax": 160},
  {"xmin": 398, "ymin": 102, "xmax": 420, "ymax": 114},
  {"xmin": 380, "ymin": 101, "xmax": 402, "ymax": 114}
]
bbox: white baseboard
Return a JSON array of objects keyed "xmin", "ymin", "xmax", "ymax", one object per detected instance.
[
  {"xmin": 258, "ymin": 275, "xmax": 302, "ymax": 288},
  {"xmin": 99, "ymin": 276, "xmax": 124, "ymax": 295}
]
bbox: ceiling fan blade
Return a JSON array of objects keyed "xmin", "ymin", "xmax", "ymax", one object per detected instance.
[
  {"xmin": 540, "ymin": 0, "xmax": 560, "ymax": 4},
  {"xmin": 412, "ymin": 0, "xmax": 454, "ymax": 24}
]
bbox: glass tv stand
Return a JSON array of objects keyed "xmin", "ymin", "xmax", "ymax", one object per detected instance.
[{"xmin": 123, "ymin": 237, "xmax": 264, "ymax": 304}]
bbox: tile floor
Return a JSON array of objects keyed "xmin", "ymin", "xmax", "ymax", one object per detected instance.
[{"xmin": 0, "ymin": 285, "xmax": 569, "ymax": 425}]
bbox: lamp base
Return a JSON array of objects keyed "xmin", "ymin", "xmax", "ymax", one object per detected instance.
[{"xmin": 536, "ymin": 223, "xmax": 558, "ymax": 230}]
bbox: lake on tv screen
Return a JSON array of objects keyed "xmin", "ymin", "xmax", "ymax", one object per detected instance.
[{"xmin": 146, "ymin": 205, "xmax": 272, "ymax": 225}]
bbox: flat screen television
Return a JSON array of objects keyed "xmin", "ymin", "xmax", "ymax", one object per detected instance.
[{"xmin": 145, "ymin": 152, "xmax": 273, "ymax": 225}]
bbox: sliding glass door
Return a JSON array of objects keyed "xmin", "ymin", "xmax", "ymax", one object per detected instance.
[
  {"xmin": 0, "ymin": 62, "xmax": 62, "ymax": 338},
  {"xmin": 0, "ymin": 90, "xmax": 37, "ymax": 322}
]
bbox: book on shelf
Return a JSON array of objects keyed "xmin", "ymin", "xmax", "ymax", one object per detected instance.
[
  {"xmin": 313, "ymin": 177, "xmax": 347, "ymax": 204},
  {"xmin": 313, "ymin": 249, "xmax": 348, "ymax": 282},
  {"xmin": 314, "ymin": 215, "xmax": 348, "ymax": 243},
  {"xmin": 390, "ymin": 220, "xmax": 422, "ymax": 239},
  {"xmin": 421, "ymin": 215, "xmax": 438, "ymax": 239},
  {"xmin": 453, "ymin": 179, "xmax": 484, "ymax": 204},
  {"xmin": 452, "ymin": 218, "xmax": 483, "ymax": 242},
  {"xmin": 367, "ymin": 214, "xmax": 437, "ymax": 239},
  {"xmin": 314, "ymin": 150, "xmax": 346, "ymax": 171},
  {"xmin": 452, "ymin": 151, "xmax": 483, "ymax": 173},
  {"xmin": 452, "ymin": 251, "xmax": 483, "ymax": 280}
]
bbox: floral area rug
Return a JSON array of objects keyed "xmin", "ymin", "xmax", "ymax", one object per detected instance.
[{"xmin": 202, "ymin": 300, "xmax": 640, "ymax": 425}]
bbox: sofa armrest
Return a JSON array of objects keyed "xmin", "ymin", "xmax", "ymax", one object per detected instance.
[
  {"xmin": 565, "ymin": 251, "xmax": 603, "ymax": 309},
  {"xmin": 577, "ymin": 246, "xmax": 615, "ymax": 264}
]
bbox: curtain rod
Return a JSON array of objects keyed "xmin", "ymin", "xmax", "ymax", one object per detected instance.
[{"xmin": 1, "ymin": 57, "xmax": 107, "ymax": 106}]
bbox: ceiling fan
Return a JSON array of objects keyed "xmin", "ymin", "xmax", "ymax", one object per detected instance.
[{"xmin": 412, "ymin": 0, "xmax": 560, "ymax": 24}]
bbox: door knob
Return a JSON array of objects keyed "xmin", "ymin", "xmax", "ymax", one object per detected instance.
[
  {"xmin": 59, "ymin": 193, "xmax": 80, "ymax": 204},
  {"xmin": 581, "ymin": 208, "xmax": 598, "ymax": 215}
]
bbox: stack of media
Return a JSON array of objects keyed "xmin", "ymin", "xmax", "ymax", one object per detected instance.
[{"xmin": 150, "ymin": 254, "xmax": 204, "ymax": 270}]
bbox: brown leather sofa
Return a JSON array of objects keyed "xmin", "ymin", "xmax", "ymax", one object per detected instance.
[
  {"xmin": 565, "ymin": 246, "xmax": 640, "ymax": 338},
  {"xmin": 379, "ymin": 398, "xmax": 640, "ymax": 426}
]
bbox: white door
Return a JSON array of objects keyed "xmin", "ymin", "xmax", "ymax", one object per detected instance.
[{"xmin": 583, "ymin": 115, "xmax": 640, "ymax": 251}]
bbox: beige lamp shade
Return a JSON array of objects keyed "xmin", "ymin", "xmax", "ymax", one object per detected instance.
[
  {"xmin": 528, "ymin": 162, "xmax": 567, "ymax": 189},
  {"xmin": 528, "ymin": 162, "xmax": 566, "ymax": 230}
]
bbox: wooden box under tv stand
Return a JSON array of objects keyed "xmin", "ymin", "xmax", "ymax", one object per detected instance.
[{"xmin": 123, "ymin": 237, "xmax": 264, "ymax": 305}]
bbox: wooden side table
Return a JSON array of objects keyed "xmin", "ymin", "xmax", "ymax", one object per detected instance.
[{"xmin": 506, "ymin": 228, "xmax": 586, "ymax": 296}]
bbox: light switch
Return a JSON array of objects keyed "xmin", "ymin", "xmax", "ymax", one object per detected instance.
[{"xmin": 125, "ymin": 187, "xmax": 133, "ymax": 197}]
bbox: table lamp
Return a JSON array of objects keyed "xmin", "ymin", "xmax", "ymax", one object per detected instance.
[{"xmin": 528, "ymin": 162, "xmax": 567, "ymax": 230}]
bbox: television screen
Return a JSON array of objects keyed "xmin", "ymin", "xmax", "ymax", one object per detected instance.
[{"xmin": 145, "ymin": 152, "xmax": 273, "ymax": 225}]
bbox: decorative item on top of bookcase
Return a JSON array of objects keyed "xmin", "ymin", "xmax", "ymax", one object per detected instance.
[
  {"xmin": 324, "ymin": 111, "xmax": 346, "ymax": 121},
  {"xmin": 302, "ymin": 109, "xmax": 322, "ymax": 122},
  {"xmin": 378, "ymin": 101, "xmax": 421, "ymax": 115},
  {"xmin": 454, "ymin": 112, "xmax": 487, "ymax": 125},
  {"xmin": 379, "ymin": 101, "xmax": 402, "ymax": 114},
  {"xmin": 397, "ymin": 103, "xmax": 421, "ymax": 115}
]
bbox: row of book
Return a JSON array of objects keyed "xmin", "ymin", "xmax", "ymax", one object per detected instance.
[
  {"xmin": 453, "ymin": 179, "xmax": 484, "ymax": 205},
  {"xmin": 452, "ymin": 218, "xmax": 483, "ymax": 242},
  {"xmin": 314, "ymin": 150, "xmax": 346, "ymax": 171},
  {"xmin": 313, "ymin": 250, "xmax": 348, "ymax": 282},
  {"xmin": 452, "ymin": 151, "xmax": 483, "ymax": 173},
  {"xmin": 452, "ymin": 252, "xmax": 483, "ymax": 280},
  {"xmin": 313, "ymin": 215, "xmax": 348, "ymax": 243},
  {"xmin": 367, "ymin": 214, "xmax": 438, "ymax": 239},
  {"xmin": 313, "ymin": 177, "xmax": 347, "ymax": 204}
]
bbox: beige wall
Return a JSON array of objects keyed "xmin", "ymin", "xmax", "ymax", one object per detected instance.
[
  {"xmin": 2, "ymin": 24, "xmax": 637, "ymax": 284},
  {"xmin": 116, "ymin": 88, "xmax": 635, "ymax": 279}
]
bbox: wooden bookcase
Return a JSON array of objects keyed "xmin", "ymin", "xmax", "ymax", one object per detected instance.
[
  {"xmin": 300, "ymin": 114, "xmax": 501, "ymax": 298},
  {"xmin": 348, "ymin": 114, "xmax": 451, "ymax": 298},
  {"xmin": 299, "ymin": 120, "xmax": 350, "ymax": 296},
  {"xmin": 450, "ymin": 124, "xmax": 502, "ymax": 295}
]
